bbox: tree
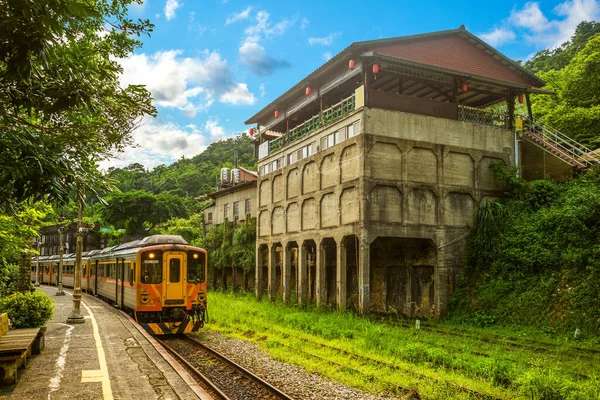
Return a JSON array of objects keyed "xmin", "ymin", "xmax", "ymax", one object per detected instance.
[
  {"xmin": 0, "ymin": 0, "xmax": 156, "ymax": 212},
  {"xmin": 99, "ymin": 190, "xmax": 188, "ymax": 236},
  {"xmin": 531, "ymin": 34, "xmax": 600, "ymax": 148},
  {"xmin": 0, "ymin": 203, "xmax": 53, "ymax": 293},
  {"xmin": 160, "ymin": 213, "xmax": 204, "ymax": 246},
  {"xmin": 525, "ymin": 21, "xmax": 600, "ymax": 73}
]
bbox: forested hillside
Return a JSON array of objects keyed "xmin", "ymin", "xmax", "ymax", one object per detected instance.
[
  {"xmin": 527, "ymin": 21, "xmax": 600, "ymax": 148},
  {"xmin": 450, "ymin": 21, "xmax": 600, "ymax": 335},
  {"xmin": 107, "ymin": 133, "xmax": 256, "ymax": 198}
]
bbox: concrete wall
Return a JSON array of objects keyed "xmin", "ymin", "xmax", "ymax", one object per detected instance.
[
  {"xmin": 204, "ymin": 184, "xmax": 258, "ymax": 229},
  {"xmin": 256, "ymin": 106, "xmax": 513, "ymax": 317}
]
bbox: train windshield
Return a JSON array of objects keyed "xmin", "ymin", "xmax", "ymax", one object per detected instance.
[
  {"xmin": 187, "ymin": 251, "xmax": 206, "ymax": 283},
  {"xmin": 141, "ymin": 250, "xmax": 162, "ymax": 284}
]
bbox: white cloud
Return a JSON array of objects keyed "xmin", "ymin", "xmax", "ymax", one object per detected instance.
[
  {"xmin": 239, "ymin": 37, "xmax": 290, "ymax": 75},
  {"xmin": 259, "ymin": 83, "xmax": 266, "ymax": 97},
  {"xmin": 480, "ymin": 27, "xmax": 516, "ymax": 46},
  {"xmin": 165, "ymin": 0, "xmax": 182, "ymax": 21},
  {"xmin": 300, "ymin": 18, "xmax": 309, "ymax": 29},
  {"xmin": 130, "ymin": 0, "xmax": 146, "ymax": 13},
  {"xmin": 226, "ymin": 6, "xmax": 252, "ymax": 25},
  {"xmin": 322, "ymin": 52, "xmax": 333, "ymax": 61},
  {"xmin": 308, "ymin": 32, "xmax": 341, "ymax": 46},
  {"xmin": 220, "ymin": 83, "xmax": 256, "ymax": 104},
  {"xmin": 510, "ymin": 2, "xmax": 549, "ymax": 32},
  {"xmin": 99, "ymin": 117, "xmax": 209, "ymax": 169},
  {"xmin": 118, "ymin": 50, "xmax": 255, "ymax": 117},
  {"xmin": 245, "ymin": 11, "xmax": 296, "ymax": 38},
  {"xmin": 238, "ymin": 10, "xmax": 296, "ymax": 75},
  {"xmin": 486, "ymin": 0, "xmax": 600, "ymax": 49}
]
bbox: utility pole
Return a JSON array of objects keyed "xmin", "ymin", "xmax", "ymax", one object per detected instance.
[
  {"xmin": 56, "ymin": 227, "xmax": 65, "ymax": 296},
  {"xmin": 34, "ymin": 237, "xmax": 40, "ymax": 287},
  {"xmin": 67, "ymin": 193, "xmax": 86, "ymax": 324}
]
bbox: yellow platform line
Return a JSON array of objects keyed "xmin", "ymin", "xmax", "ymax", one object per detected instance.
[{"xmin": 81, "ymin": 300, "xmax": 114, "ymax": 400}]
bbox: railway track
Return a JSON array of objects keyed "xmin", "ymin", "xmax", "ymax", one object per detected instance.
[{"xmin": 157, "ymin": 335, "xmax": 295, "ymax": 400}]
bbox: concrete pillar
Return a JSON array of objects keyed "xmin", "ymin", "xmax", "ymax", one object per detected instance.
[
  {"xmin": 435, "ymin": 233, "xmax": 449, "ymax": 318},
  {"xmin": 282, "ymin": 243, "xmax": 292, "ymax": 304},
  {"xmin": 297, "ymin": 243, "xmax": 307, "ymax": 305},
  {"xmin": 268, "ymin": 244, "xmax": 277, "ymax": 301},
  {"xmin": 315, "ymin": 241, "xmax": 326, "ymax": 308},
  {"xmin": 255, "ymin": 244, "xmax": 264, "ymax": 299},
  {"xmin": 336, "ymin": 238, "xmax": 347, "ymax": 311},
  {"xmin": 358, "ymin": 238, "xmax": 370, "ymax": 314}
]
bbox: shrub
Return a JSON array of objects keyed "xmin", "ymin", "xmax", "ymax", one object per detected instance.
[{"xmin": 0, "ymin": 291, "xmax": 54, "ymax": 328}]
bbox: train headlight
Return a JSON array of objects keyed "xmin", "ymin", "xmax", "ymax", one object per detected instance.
[
  {"xmin": 141, "ymin": 294, "xmax": 150, "ymax": 304},
  {"xmin": 197, "ymin": 289, "xmax": 206, "ymax": 303}
]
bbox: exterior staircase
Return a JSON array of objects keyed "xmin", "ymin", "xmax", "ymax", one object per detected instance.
[{"xmin": 521, "ymin": 117, "xmax": 600, "ymax": 170}]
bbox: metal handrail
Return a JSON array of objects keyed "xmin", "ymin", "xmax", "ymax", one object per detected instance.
[
  {"xmin": 523, "ymin": 117, "xmax": 600, "ymax": 168},
  {"xmin": 268, "ymin": 93, "xmax": 356, "ymax": 154}
]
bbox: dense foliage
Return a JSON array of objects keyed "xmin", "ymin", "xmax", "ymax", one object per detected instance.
[
  {"xmin": 0, "ymin": 292, "xmax": 54, "ymax": 328},
  {"xmin": 99, "ymin": 190, "xmax": 189, "ymax": 235},
  {"xmin": 0, "ymin": 0, "xmax": 155, "ymax": 212},
  {"xmin": 203, "ymin": 218, "xmax": 256, "ymax": 288},
  {"xmin": 528, "ymin": 21, "xmax": 600, "ymax": 148},
  {"xmin": 451, "ymin": 166, "xmax": 600, "ymax": 335},
  {"xmin": 106, "ymin": 134, "xmax": 256, "ymax": 198}
]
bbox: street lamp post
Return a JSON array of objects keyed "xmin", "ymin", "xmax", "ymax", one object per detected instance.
[
  {"xmin": 67, "ymin": 196, "xmax": 86, "ymax": 324},
  {"xmin": 34, "ymin": 237, "xmax": 40, "ymax": 287},
  {"xmin": 56, "ymin": 227, "xmax": 65, "ymax": 296}
]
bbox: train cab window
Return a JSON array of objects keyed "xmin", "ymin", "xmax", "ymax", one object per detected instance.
[
  {"xmin": 169, "ymin": 259, "xmax": 181, "ymax": 283},
  {"xmin": 83, "ymin": 266, "xmax": 87, "ymax": 276},
  {"xmin": 141, "ymin": 251, "xmax": 162, "ymax": 284},
  {"xmin": 187, "ymin": 251, "xmax": 206, "ymax": 283}
]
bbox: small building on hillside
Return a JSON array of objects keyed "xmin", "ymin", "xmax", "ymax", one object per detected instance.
[
  {"xmin": 39, "ymin": 223, "xmax": 107, "ymax": 256},
  {"xmin": 201, "ymin": 167, "xmax": 258, "ymax": 230},
  {"xmin": 245, "ymin": 26, "xmax": 586, "ymax": 318}
]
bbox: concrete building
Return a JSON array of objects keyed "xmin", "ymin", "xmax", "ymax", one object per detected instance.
[
  {"xmin": 39, "ymin": 223, "xmax": 107, "ymax": 256},
  {"xmin": 246, "ymin": 26, "xmax": 574, "ymax": 317},
  {"xmin": 202, "ymin": 167, "xmax": 258, "ymax": 230}
]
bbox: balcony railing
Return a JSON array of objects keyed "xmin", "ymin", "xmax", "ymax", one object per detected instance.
[
  {"xmin": 458, "ymin": 105, "xmax": 510, "ymax": 129},
  {"xmin": 269, "ymin": 93, "xmax": 356, "ymax": 154}
]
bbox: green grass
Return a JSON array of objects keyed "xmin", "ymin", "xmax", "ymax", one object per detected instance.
[{"xmin": 196, "ymin": 291, "xmax": 600, "ymax": 400}]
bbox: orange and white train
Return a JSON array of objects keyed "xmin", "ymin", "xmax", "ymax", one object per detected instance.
[{"xmin": 32, "ymin": 235, "xmax": 207, "ymax": 335}]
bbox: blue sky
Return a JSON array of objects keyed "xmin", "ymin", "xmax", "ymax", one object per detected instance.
[{"xmin": 103, "ymin": 0, "xmax": 600, "ymax": 169}]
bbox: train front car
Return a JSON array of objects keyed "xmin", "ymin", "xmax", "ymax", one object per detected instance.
[{"xmin": 135, "ymin": 235, "xmax": 207, "ymax": 335}]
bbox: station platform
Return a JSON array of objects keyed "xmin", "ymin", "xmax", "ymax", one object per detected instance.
[{"xmin": 0, "ymin": 286, "xmax": 203, "ymax": 400}]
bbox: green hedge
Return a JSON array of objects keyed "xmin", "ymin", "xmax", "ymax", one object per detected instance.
[{"xmin": 0, "ymin": 292, "xmax": 54, "ymax": 328}]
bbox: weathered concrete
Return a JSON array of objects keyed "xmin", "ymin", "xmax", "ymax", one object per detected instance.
[{"xmin": 256, "ymin": 106, "xmax": 513, "ymax": 317}]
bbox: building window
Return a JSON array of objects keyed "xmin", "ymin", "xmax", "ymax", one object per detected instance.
[
  {"xmin": 321, "ymin": 132, "xmax": 336, "ymax": 151},
  {"xmin": 348, "ymin": 121, "xmax": 360, "ymax": 139},
  {"xmin": 233, "ymin": 201, "xmax": 239, "ymax": 218},
  {"xmin": 245, "ymin": 199, "xmax": 252, "ymax": 216},
  {"xmin": 224, "ymin": 204, "xmax": 229, "ymax": 220},
  {"xmin": 207, "ymin": 212, "xmax": 213, "ymax": 222}
]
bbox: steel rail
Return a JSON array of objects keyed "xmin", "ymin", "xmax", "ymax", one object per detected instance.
[
  {"xmin": 181, "ymin": 336, "xmax": 296, "ymax": 400},
  {"xmin": 157, "ymin": 338, "xmax": 232, "ymax": 400}
]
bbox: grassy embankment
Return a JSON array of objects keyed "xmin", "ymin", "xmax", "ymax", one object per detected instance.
[{"xmin": 197, "ymin": 291, "xmax": 600, "ymax": 400}]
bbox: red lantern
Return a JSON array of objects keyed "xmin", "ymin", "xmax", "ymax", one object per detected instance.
[
  {"xmin": 518, "ymin": 94, "xmax": 524, "ymax": 104},
  {"xmin": 249, "ymin": 128, "xmax": 255, "ymax": 136},
  {"xmin": 274, "ymin": 110, "xmax": 280, "ymax": 119},
  {"xmin": 306, "ymin": 87, "xmax": 312, "ymax": 96},
  {"xmin": 461, "ymin": 83, "xmax": 468, "ymax": 93},
  {"xmin": 349, "ymin": 59, "xmax": 355, "ymax": 70},
  {"xmin": 372, "ymin": 63, "xmax": 379, "ymax": 75}
]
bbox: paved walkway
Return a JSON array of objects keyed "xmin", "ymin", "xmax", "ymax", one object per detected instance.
[{"xmin": 0, "ymin": 286, "xmax": 200, "ymax": 400}]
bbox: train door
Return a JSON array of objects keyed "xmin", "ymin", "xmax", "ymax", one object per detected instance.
[
  {"xmin": 115, "ymin": 258, "xmax": 121, "ymax": 307},
  {"xmin": 164, "ymin": 252, "xmax": 184, "ymax": 304},
  {"xmin": 94, "ymin": 260, "xmax": 99, "ymax": 296},
  {"xmin": 119, "ymin": 259, "xmax": 125, "ymax": 309}
]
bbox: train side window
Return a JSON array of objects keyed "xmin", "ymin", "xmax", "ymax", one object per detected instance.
[{"xmin": 169, "ymin": 259, "xmax": 181, "ymax": 283}]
